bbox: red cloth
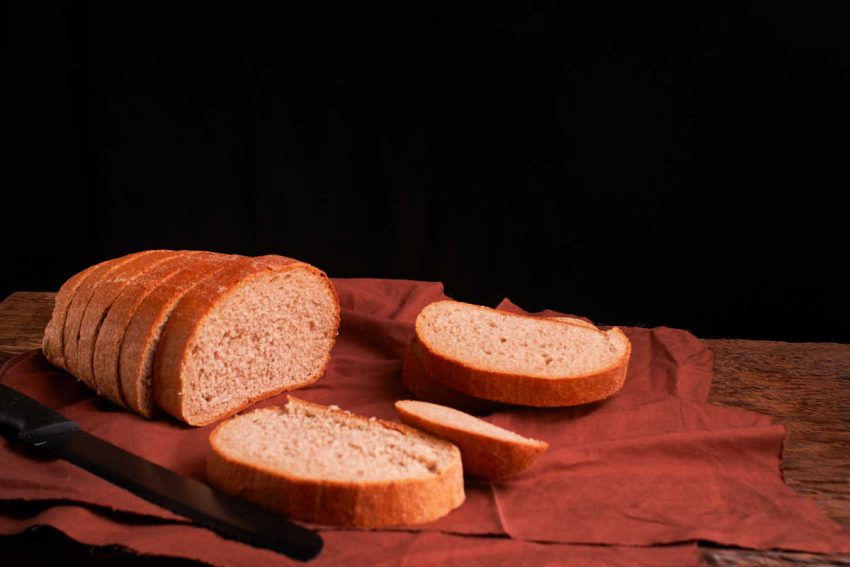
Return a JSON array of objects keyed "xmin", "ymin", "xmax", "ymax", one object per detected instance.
[{"xmin": 1, "ymin": 278, "xmax": 848, "ymax": 565}]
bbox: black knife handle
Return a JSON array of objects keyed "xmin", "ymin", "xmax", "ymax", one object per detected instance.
[{"xmin": 0, "ymin": 384, "xmax": 80, "ymax": 442}]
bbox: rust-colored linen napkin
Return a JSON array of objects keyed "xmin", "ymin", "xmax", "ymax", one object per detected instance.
[{"xmin": 1, "ymin": 278, "xmax": 848, "ymax": 565}]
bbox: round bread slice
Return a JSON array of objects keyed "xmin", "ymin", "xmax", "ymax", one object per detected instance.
[
  {"xmin": 206, "ymin": 397, "xmax": 465, "ymax": 527},
  {"xmin": 118, "ymin": 253, "xmax": 242, "ymax": 417},
  {"xmin": 401, "ymin": 316, "xmax": 598, "ymax": 414},
  {"xmin": 154, "ymin": 256, "xmax": 340, "ymax": 426},
  {"xmin": 92, "ymin": 251, "xmax": 227, "ymax": 407},
  {"xmin": 415, "ymin": 301, "xmax": 631, "ymax": 407},
  {"xmin": 75, "ymin": 250, "xmax": 188, "ymax": 390},
  {"xmin": 60, "ymin": 250, "xmax": 170, "ymax": 388},
  {"xmin": 395, "ymin": 399, "xmax": 548, "ymax": 480},
  {"xmin": 43, "ymin": 258, "xmax": 116, "ymax": 368}
]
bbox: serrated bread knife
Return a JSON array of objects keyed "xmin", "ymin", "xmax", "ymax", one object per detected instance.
[{"xmin": 0, "ymin": 384, "xmax": 322, "ymax": 560}]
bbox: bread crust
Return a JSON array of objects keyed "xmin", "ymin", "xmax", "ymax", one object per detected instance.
[
  {"xmin": 118, "ymin": 253, "xmax": 240, "ymax": 417},
  {"xmin": 415, "ymin": 301, "xmax": 632, "ymax": 407},
  {"xmin": 395, "ymin": 400, "xmax": 548, "ymax": 480},
  {"xmin": 93, "ymin": 251, "xmax": 220, "ymax": 407},
  {"xmin": 154, "ymin": 256, "xmax": 340, "ymax": 426},
  {"xmin": 206, "ymin": 397, "xmax": 465, "ymax": 527}
]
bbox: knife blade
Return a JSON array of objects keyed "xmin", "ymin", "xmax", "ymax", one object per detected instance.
[{"xmin": 0, "ymin": 384, "xmax": 323, "ymax": 561}]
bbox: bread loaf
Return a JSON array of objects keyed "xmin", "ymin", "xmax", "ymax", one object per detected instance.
[
  {"xmin": 206, "ymin": 397, "xmax": 465, "ymax": 527},
  {"xmin": 43, "ymin": 251, "xmax": 339, "ymax": 425},
  {"xmin": 395, "ymin": 399, "xmax": 548, "ymax": 480},
  {"xmin": 412, "ymin": 301, "xmax": 631, "ymax": 407}
]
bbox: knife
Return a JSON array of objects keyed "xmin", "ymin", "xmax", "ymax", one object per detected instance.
[{"xmin": 0, "ymin": 384, "xmax": 323, "ymax": 561}]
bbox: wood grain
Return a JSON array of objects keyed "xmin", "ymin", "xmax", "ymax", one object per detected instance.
[{"xmin": 1, "ymin": 292, "xmax": 848, "ymax": 566}]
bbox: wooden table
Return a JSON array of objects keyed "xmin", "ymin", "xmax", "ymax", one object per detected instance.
[{"xmin": 1, "ymin": 291, "xmax": 848, "ymax": 565}]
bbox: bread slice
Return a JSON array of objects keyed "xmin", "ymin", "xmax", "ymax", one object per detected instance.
[
  {"xmin": 43, "ymin": 259, "xmax": 115, "ymax": 368},
  {"xmin": 414, "ymin": 301, "xmax": 631, "ymax": 407},
  {"xmin": 154, "ymin": 256, "xmax": 340, "ymax": 426},
  {"xmin": 92, "ymin": 251, "xmax": 228, "ymax": 407},
  {"xmin": 206, "ymin": 397, "xmax": 465, "ymax": 527},
  {"xmin": 76, "ymin": 250, "xmax": 187, "ymax": 391},
  {"xmin": 117, "ymin": 253, "xmax": 242, "ymax": 417},
  {"xmin": 401, "ymin": 315, "xmax": 599, "ymax": 413},
  {"xmin": 395, "ymin": 399, "xmax": 548, "ymax": 480},
  {"xmin": 60, "ymin": 250, "xmax": 170, "ymax": 389}
]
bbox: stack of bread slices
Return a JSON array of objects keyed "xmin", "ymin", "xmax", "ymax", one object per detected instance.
[{"xmin": 42, "ymin": 250, "xmax": 340, "ymax": 426}]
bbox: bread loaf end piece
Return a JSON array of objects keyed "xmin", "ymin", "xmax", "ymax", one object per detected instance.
[
  {"xmin": 154, "ymin": 256, "xmax": 340, "ymax": 426},
  {"xmin": 415, "ymin": 301, "xmax": 631, "ymax": 407},
  {"xmin": 207, "ymin": 397, "xmax": 465, "ymax": 527}
]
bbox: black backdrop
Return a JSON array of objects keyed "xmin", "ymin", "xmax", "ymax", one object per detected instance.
[{"xmin": 4, "ymin": 2, "xmax": 849, "ymax": 342}]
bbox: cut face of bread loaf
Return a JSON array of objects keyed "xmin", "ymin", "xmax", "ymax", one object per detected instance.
[
  {"xmin": 206, "ymin": 397, "xmax": 465, "ymax": 527},
  {"xmin": 395, "ymin": 400, "xmax": 548, "ymax": 480},
  {"xmin": 154, "ymin": 257, "xmax": 340, "ymax": 426},
  {"xmin": 414, "ymin": 301, "xmax": 631, "ymax": 407}
]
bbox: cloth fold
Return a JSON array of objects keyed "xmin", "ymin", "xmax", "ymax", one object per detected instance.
[{"xmin": 1, "ymin": 278, "xmax": 848, "ymax": 564}]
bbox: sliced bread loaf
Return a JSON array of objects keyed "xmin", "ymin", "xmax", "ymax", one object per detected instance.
[
  {"xmin": 92, "ymin": 251, "xmax": 228, "ymax": 407},
  {"xmin": 414, "ymin": 301, "xmax": 631, "ymax": 407},
  {"xmin": 206, "ymin": 397, "xmax": 465, "ymax": 527},
  {"xmin": 395, "ymin": 399, "xmax": 548, "ymax": 480},
  {"xmin": 154, "ymin": 256, "xmax": 340, "ymax": 426}
]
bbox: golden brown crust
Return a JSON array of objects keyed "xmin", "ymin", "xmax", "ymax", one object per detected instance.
[
  {"xmin": 395, "ymin": 400, "xmax": 548, "ymax": 480},
  {"xmin": 414, "ymin": 301, "xmax": 632, "ymax": 407},
  {"xmin": 206, "ymin": 397, "xmax": 465, "ymax": 527},
  {"xmin": 118, "ymin": 253, "xmax": 240, "ymax": 417},
  {"xmin": 154, "ymin": 256, "xmax": 340, "ymax": 426}
]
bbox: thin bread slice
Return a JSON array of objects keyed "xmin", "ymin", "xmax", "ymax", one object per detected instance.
[
  {"xmin": 401, "ymin": 316, "xmax": 597, "ymax": 414},
  {"xmin": 76, "ymin": 250, "xmax": 187, "ymax": 391},
  {"xmin": 206, "ymin": 397, "xmax": 465, "ymax": 527},
  {"xmin": 92, "ymin": 251, "xmax": 227, "ymax": 407},
  {"xmin": 60, "ymin": 250, "xmax": 169, "ymax": 389},
  {"xmin": 118, "ymin": 253, "xmax": 242, "ymax": 417},
  {"xmin": 154, "ymin": 256, "xmax": 340, "ymax": 426},
  {"xmin": 395, "ymin": 399, "xmax": 548, "ymax": 480},
  {"xmin": 415, "ymin": 301, "xmax": 631, "ymax": 407},
  {"xmin": 43, "ymin": 258, "xmax": 116, "ymax": 368}
]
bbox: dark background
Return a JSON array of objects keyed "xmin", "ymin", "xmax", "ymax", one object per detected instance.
[{"xmin": 3, "ymin": 2, "xmax": 849, "ymax": 342}]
